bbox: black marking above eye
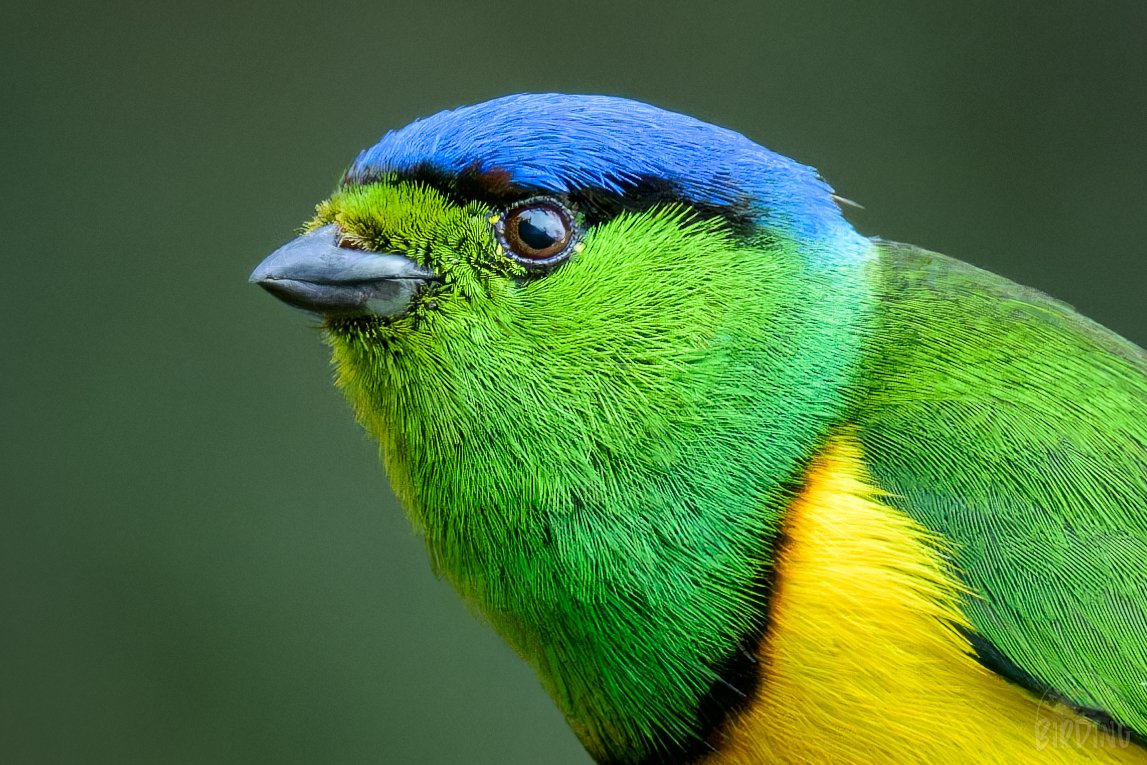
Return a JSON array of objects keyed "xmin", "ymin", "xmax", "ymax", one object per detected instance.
[{"xmin": 496, "ymin": 199, "xmax": 580, "ymax": 268}]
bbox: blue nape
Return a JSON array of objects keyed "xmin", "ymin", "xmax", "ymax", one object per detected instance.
[{"xmin": 346, "ymin": 94, "xmax": 853, "ymax": 242}]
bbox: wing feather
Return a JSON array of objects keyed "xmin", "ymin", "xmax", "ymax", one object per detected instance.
[{"xmin": 856, "ymin": 241, "xmax": 1147, "ymax": 736}]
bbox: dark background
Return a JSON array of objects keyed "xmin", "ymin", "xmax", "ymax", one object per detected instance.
[{"xmin": 3, "ymin": 1, "xmax": 1144, "ymax": 763}]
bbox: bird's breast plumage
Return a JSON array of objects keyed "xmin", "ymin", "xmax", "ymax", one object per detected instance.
[
  {"xmin": 252, "ymin": 93, "xmax": 1147, "ymax": 765},
  {"xmin": 710, "ymin": 431, "xmax": 1145, "ymax": 765}
]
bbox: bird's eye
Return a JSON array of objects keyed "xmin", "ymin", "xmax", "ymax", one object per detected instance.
[{"xmin": 496, "ymin": 199, "xmax": 578, "ymax": 268}]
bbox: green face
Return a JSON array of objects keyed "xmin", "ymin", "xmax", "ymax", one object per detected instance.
[
  {"xmin": 260, "ymin": 177, "xmax": 874, "ymax": 761},
  {"xmin": 311, "ymin": 180, "xmax": 781, "ymax": 524},
  {"xmin": 310, "ymin": 181, "xmax": 525, "ymax": 321},
  {"xmin": 311, "ymin": 178, "xmax": 748, "ymax": 357},
  {"xmin": 305, "ymin": 177, "xmax": 876, "ymax": 540}
]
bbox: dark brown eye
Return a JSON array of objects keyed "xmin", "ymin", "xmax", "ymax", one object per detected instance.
[{"xmin": 498, "ymin": 200, "xmax": 578, "ymax": 267}]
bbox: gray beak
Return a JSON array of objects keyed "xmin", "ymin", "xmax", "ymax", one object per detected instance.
[{"xmin": 250, "ymin": 224, "xmax": 439, "ymax": 317}]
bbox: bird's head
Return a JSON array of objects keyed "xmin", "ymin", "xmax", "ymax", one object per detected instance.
[
  {"xmin": 252, "ymin": 93, "xmax": 875, "ymax": 761},
  {"xmin": 252, "ymin": 94, "xmax": 872, "ymax": 520}
]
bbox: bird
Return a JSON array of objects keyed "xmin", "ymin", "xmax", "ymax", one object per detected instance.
[{"xmin": 250, "ymin": 93, "xmax": 1147, "ymax": 764}]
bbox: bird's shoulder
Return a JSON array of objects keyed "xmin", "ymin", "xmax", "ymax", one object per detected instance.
[{"xmin": 850, "ymin": 239, "xmax": 1147, "ymax": 739}]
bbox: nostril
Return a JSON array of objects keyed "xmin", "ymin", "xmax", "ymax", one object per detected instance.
[{"xmin": 336, "ymin": 229, "xmax": 371, "ymax": 251}]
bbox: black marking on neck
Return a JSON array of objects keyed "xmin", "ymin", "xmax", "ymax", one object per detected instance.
[
  {"xmin": 345, "ymin": 164, "xmax": 759, "ymax": 240},
  {"xmin": 594, "ymin": 475, "xmax": 805, "ymax": 765},
  {"xmin": 965, "ymin": 630, "xmax": 1145, "ymax": 748}
]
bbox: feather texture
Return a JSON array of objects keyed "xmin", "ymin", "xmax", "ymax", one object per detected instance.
[
  {"xmin": 256, "ymin": 94, "xmax": 1147, "ymax": 764},
  {"xmin": 858, "ymin": 242, "xmax": 1147, "ymax": 738},
  {"xmin": 714, "ymin": 431, "xmax": 1145, "ymax": 764}
]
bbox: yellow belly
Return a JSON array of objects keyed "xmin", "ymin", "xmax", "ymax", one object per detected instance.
[{"xmin": 708, "ymin": 433, "xmax": 1146, "ymax": 765}]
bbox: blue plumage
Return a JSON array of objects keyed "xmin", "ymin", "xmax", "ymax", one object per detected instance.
[
  {"xmin": 254, "ymin": 92, "xmax": 1147, "ymax": 764},
  {"xmin": 347, "ymin": 94, "xmax": 855, "ymax": 244}
]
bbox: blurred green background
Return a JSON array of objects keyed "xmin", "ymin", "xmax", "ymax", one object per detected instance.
[{"xmin": 3, "ymin": 1, "xmax": 1144, "ymax": 763}]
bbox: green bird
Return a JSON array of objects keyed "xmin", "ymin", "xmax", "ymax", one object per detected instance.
[{"xmin": 251, "ymin": 94, "xmax": 1147, "ymax": 765}]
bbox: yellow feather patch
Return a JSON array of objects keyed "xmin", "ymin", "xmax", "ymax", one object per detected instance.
[{"xmin": 709, "ymin": 432, "xmax": 1145, "ymax": 764}]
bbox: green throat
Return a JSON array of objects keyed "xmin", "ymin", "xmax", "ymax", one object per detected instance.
[{"xmin": 320, "ymin": 181, "xmax": 875, "ymax": 763}]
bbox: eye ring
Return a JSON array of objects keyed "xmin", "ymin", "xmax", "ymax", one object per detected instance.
[{"xmin": 494, "ymin": 197, "xmax": 580, "ymax": 269}]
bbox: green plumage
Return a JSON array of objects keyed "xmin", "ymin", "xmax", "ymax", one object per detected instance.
[
  {"xmin": 858, "ymin": 242, "xmax": 1147, "ymax": 734},
  {"xmin": 254, "ymin": 95, "xmax": 1147, "ymax": 764},
  {"xmin": 317, "ymin": 182, "xmax": 873, "ymax": 759}
]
